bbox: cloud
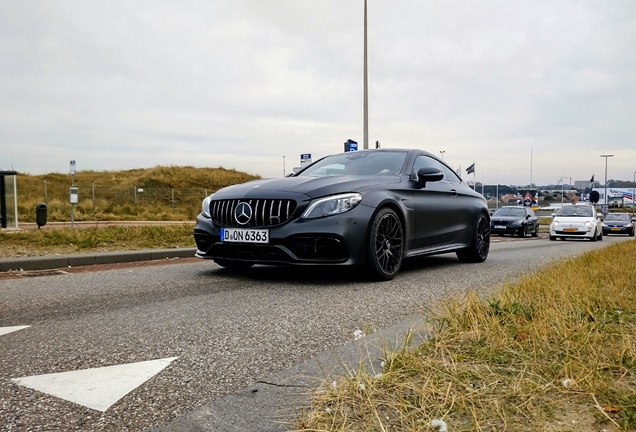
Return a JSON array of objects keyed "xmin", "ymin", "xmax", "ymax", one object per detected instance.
[{"xmin": 1, "ymin": 0, "xmax": 635, "ymax": 184}]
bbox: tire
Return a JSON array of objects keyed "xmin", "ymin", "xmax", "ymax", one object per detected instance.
[
  {"xmin": 630, "ymin": 229, "xmax": 634, "ymax": 237},
  {"xmin": 598, "ymin": 229, "xmax": 603, "ymax": 241},
  {"xmin": 531, "ymin": 223, "xmax": 538, "ymax": 237},
  {"xmin": 518, "ymin": 225, "xmax": 526, "ymax": 238},
  {"xmin": 215, "ymin": 259, "xmax": 254, "ymax": 270},
  {"xmin": 365, "ymin": 208, "xmax": 404, "ymax": 281},
  {"xmin": 549, "ymin": 235, "xmax": 556, "ymax": 241},
  {"xmin": 457, "ymin": 213, "xmax": 490, "ymax": 263},
  {"xmin": 590, "ymin": 228, "xmax": 597, "ymax": 242}
]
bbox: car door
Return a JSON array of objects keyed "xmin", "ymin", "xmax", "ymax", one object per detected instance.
[{"xmin": 410, "ymin": 155, "xmax": 465, "ymax": 249}]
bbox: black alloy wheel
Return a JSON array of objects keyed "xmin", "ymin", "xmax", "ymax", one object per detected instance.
[
  {"xmin": 366, "ymin": 208, "xmax": 404, "ymax": 280},
  {"xmin": 457, "ymin": 213, "xmax": 490, "ymax": 263},
  {"xmin": 518, "ymin": 225, "xmax": 526, "ymax": 238},
  {"xmin": 532, "ymin": 222, "xmax": 539, "ymax": 237}
]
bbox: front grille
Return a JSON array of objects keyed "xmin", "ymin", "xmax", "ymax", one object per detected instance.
[{"xmin": 211, "ymin": 199, "xmax": 297, "ymax": 227}]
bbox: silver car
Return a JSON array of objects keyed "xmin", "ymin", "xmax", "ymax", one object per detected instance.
[{"xmin": 549, "ymin": 204, "xmax": 603, "ymax": 241}]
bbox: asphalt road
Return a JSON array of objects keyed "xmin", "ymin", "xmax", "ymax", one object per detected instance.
[{"xmin": 1, "ymin": 235, "xmax": 633, "ymax": 431}]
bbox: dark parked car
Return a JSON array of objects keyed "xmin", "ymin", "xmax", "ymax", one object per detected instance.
[
  {"xmin": 490, "ymin": 206, "xmax": 539, "ymax": 237},
  {"xmin": 602, "ymin": 213, "xmax": 635, "ymax": 236},
  {"xmin": 194, "ymin": 149, "xmax": 490, "ymax": 280}
]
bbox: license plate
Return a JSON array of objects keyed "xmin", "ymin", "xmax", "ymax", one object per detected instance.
[
  {"xmin": 494, "ymin": 225, "xmax": 506, "ymax": 229},
  {"xmin": 611, "ymin": 227, "xmax": 621, "ymax": 231},
  {"xmin": 221, "ymin": 228, "xmax": 269, "ymax": 243},
  {"xmin": 564, "ymin": 227, "xmax": 578, "ymax": 233}
]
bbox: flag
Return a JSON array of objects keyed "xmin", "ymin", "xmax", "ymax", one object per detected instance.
[
  {"xmin": 466, "ymin": 163, "xmax": 475, "ymax": 175},
  {"xmin": 590, "ymin": 174, "xmax": 594, "ymax": 183}
]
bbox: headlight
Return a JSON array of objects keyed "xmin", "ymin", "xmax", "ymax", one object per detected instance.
[
  {"xmin": 552, "ymin": 221, "xmax": 559, "ymax": 227},
  {"xmin": 627, "ymin": 223, "xmax": 634, "ymax": 228},
  {"xmin": 584, "ymin": 221, "xmax": 593, "ymax": 229},
  {"xmin": 602, "ymin": 222, "xmax": 608, "ymax": 227},
  {"xmin": 201, "ymin": 195, "xmax": 213, "ymax": 218},
  {"xmin": 508, "ymin": 220, "xmax": 522, "ymax": 228},
  {"xmin": 301, "ymin": 193, "xmax": 362, "ymax": 219}
]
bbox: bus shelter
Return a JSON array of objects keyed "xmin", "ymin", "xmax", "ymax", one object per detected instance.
[{"xmin": 0, "ymin": 171, "xmax": 18, "ymax": 229}]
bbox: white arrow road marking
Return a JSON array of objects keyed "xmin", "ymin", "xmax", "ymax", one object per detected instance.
[
  {"xmin": 0, "ymin": 325, "xmax": 31, "ymax": 336},
  {"xmin": 12, "ymin": 357, "xmax": 178, "ymax": 412}
]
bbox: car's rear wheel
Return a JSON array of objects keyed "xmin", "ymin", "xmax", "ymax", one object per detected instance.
[
  {"xmin": 215, "ymin": 259, "xmax": 254, "ymax": 270},
  {"xmin": 457, "ymin": 212, "xmax": 490, "ymax": 263},
  {"xmin": 365, "ymin": 207, "xmax": 404, "ymax": 281}
]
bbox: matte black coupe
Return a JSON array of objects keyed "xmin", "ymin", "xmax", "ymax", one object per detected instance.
[{"xmin": 194, "ymin": 149, "xmax": 490, "ymax": 280}]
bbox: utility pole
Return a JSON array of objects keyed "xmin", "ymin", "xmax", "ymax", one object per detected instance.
[{"xmin": 363, "ymin": 0, "xmax": 368, "ymax": 149}]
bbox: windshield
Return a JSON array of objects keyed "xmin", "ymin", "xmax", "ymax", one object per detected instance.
[
  {"xmin": 298, "ymin": 151, "xmax": 408, "ymax": 177},
  {"xmin": 557, "ymin": 206, "xmax": 593, "ymax": 217},
  {"xmin": 605, "ymin": 213, "xmax": 631, "ymax": 221},
  {"xmin": 493, "ymin": 208, "xmax": 526, "ymax": 218}
]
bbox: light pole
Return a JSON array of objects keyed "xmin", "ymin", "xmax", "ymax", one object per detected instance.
[
  {"xmin": 633, "ymin": 171, "xmax": 635, "ymax": 217},
  {"xmin": 362, "ymin": 0, "xmax": 368, "ymax": 149},
  {"xmin": 600, "ymin": 154, "xmax": 614, "ymax": 205},
  {"xmin": 439, "ymin": 150, "xmax": 445, "ymax": 160}
]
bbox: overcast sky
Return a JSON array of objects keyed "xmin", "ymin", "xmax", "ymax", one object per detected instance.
[{"xmin": 2, "ymin": 0, "xmax": 635, "ymax": 186}]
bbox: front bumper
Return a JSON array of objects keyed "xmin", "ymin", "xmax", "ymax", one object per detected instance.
[
  {"xmin": 490, "ymin": 224, "xmax": 522, "ymax": 235},
  {"xmin": 194, "ymin": 204, "xmax": 375, "ymax": 266},
  {"xmin": 549, "ymin": 225, "xmax": 595, "ymax": 239},
  {"xmin": 603, "ymin": 225, "xmax": 633, "ymax": 235}
]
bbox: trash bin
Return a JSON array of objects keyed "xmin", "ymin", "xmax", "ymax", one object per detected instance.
[{"xmin": 36, "ymin": 203, "xmax": 47, "ymax": 228}]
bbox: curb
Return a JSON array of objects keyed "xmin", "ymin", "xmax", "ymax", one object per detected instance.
[{"xmin": 0, "ymin": 248, "xmax": 198, "ymax": 272}]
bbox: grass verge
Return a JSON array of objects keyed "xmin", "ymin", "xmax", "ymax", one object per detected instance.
[
  {"xmin": 297, "ymin": 240, "xmax": 636, "ymax": 431},
  {"xmin": 0, "ymin": 224, "xmax": 195, "ymax": 258}
]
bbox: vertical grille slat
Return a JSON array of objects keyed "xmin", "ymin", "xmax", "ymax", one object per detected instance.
[{"xmin": 211, "ymin": 199, "xmax": 297, "ymax": 228}]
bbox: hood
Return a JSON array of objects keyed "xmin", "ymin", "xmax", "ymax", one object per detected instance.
[
  {"xmin": 553, "ymin": 215, "xmax": 595, "ymax": 224},
  {"xmin": 491, "ymin": 215, "xmax": 526, "ymax": 223},
  {"xmin": 211, "ymin": 175, "xmax": 403, "ymax": 200}
]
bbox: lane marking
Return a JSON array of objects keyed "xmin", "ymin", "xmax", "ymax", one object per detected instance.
[
  {"xmin": 12, "ymin": 357, "xmax": 178, "ymax": 412},
  {"xmin": 0, "ymin": 325, "xmax": 31, "ymax": 336}
]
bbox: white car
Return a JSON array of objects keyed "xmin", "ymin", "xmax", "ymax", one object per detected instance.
[{"xmin": 549, "ymin": 204, "xmax": 603, "ymax": 241}]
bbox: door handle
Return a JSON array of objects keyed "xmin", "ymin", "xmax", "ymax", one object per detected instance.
[{"xmin": 450, "ymin": 189, "xmax": 458, "ymax": 196}]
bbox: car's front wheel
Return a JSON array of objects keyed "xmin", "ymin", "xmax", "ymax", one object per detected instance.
[
  {"xmin": 518, "ymin": 225, "xmax": 526, "ymax": 238},
  {"xmin": 531, "ymin": 223, "xmax": 539, "ymax": 237},
  {"xmin": 457, "ymin": 212, "xmax": 490, "ymax": 263},
  {"xmin": 365, "ymin": 207, "xmax": 404, "ymax": 281}
]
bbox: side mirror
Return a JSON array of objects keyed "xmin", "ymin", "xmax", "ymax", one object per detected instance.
[
  {"xmin": 551, "ymin": 213, "xmax": 556, "ymax": 217},
  {"xmin": 415, "ymin": 167, "xmax": 444, "ymax": 187}
]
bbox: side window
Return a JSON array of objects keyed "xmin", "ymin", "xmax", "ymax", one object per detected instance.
[
  {"xmin": 412, "ymin": 155, "xmax": 461, "ymax": 184},
  {"xmin": 412, "ymin": 156, "xmax": 446, "ymax": 181},
  {"xmin": 441, "ymin": 164, "xmax": 461, "ymax": 184}
]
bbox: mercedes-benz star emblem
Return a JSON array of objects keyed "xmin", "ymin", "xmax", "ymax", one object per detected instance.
[{"xmin": 234, "ymin": 202, "xmax": 252, "ymax": 225}]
